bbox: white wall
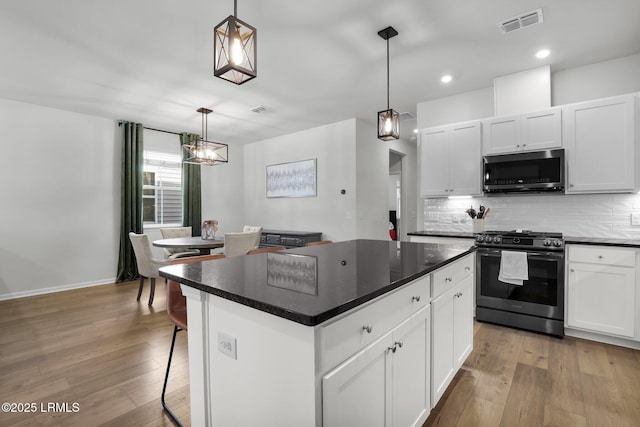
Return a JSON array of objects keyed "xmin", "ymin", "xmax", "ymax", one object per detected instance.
[
  {"xmin": 416, "ymin": 53, "xmax": 640, "ymax": 238},
  {"xmin": 243, "ymin": 119, "xmax": 358, "ymax": 242},
  {"xmin": 201, "ymin": 142, "xmax": 245, "ymax": 237},
  {"xmin": 0, "ymin": 98, "xmax": 119, "ymax": 299}
]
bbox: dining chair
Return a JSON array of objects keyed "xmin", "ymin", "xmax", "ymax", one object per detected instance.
[
  {"xmin": 306, "ymin": 240, "xmax": 333, "ymax": 246},
  {"xmin": 162, "ymin": 254, "xmax": 226, "ymax": 427},
  {"xmin": 242, "ymin": 225, "xmax": 263, "ymax": 247},
  {"xmin": 160, "ymin": 226, "xmax": 200, "ymax": 260},
  {"xmin": 224, "ymin": 230, "xmax": 262, "ymax": 256},
  {"xmin": 246, "ymin": 245, "xmax": 286, "ymax": 255},
  {"xmin": 129, "ymin": 232, "xmax": 170, "ymax": 305}
]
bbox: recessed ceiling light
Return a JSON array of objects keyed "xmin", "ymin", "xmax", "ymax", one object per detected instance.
[
  {"xmin": 413, "ymin": 128, "xmax": 418, "ymax": 134},
  {"xmin": 440, "ymin": 74, "xmax": 453, "ymax": 83},
  {"xmin": 536, "ymin": 49, "xmax": 550, "ymax": 59}
]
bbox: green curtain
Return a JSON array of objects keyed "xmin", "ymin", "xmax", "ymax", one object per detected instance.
[
  {"xmin": 116, "ymin": 122, "xmax": 144, "ymax": 282},
  {"xmin": 180, "ymin": 133, "xmax": 202, "ymax": 236}
]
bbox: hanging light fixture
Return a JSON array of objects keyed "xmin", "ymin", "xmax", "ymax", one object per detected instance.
[
  {"xmin": 213, "ymin": 0, "xmax": 257, "ymax": 85},
  {"xmin": 377, "ymin": 26, "xmax": 399, "ymax": 141},
  {"xmin": 183, "ymin": 108, "xmax": 229, "ymax": 166}
]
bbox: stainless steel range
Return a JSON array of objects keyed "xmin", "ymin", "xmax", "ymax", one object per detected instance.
[{"xmin": 475, "ymin": 230, "xmax": 565, "ymax": 337}]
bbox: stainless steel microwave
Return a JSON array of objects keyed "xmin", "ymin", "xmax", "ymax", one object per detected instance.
[{"xmin": 483, "ymin": 149, "xmax": 565, "ymax": 194}]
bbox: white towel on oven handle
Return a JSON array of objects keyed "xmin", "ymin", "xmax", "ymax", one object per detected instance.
[{"xmin": 498, "ymin": 250, "xmax": 528, "ymax": 286}]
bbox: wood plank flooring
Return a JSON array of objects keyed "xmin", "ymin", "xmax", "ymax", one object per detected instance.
[{"xmin": 1, "ymin": 281, "xmax": 639, "ymax": 426}]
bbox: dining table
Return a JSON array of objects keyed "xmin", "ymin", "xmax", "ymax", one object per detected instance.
[{"xmin": 152, "ymin": 236, "xmax": 224, "ymax": 255}]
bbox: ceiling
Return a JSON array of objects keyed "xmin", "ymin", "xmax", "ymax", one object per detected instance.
[{"xmin": 1, "ymin": 0, "xmax": 639, "ymax": 144}]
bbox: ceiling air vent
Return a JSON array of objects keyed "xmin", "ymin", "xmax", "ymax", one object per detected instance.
[
  {"xmin": 249, "ymin": 105, "xmax": 268, "ymax": 113},
  {"xmin": 399, "ymin": 112, "xmax": 415, "ymax": 121},
  {"xmin": 498, "ymin": 8, "xmax": 543, "ymax": 34}
]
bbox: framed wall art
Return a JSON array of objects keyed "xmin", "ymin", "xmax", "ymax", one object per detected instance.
[{"xmin": 266, "ymin": 158, "xmax": 317, "ymax": 198}]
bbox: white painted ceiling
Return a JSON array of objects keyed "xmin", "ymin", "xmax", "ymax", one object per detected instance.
[{"xmin": 0, "ymin": 0, "xmax": 639, "ymax": 144}]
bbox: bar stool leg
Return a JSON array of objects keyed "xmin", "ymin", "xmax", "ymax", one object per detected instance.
[{"xmin": 162, "ymin": 325, "xmax": 184, "ymax": 427}]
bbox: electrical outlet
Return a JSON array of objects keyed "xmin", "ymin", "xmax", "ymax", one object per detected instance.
[
  {"xmin": 218, "ymin": 332, "xmax": 237, "ymax": 360},
  {"xmin": 632, "ymin": 212, "xmax": 640, "ymax": 226}
]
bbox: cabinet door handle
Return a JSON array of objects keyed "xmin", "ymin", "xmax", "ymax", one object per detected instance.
[
  {"xmin": 445, "ymin": 277, "xmax": 452, "ymax": 282},
  {"xmin": 362, "ymin": 324, "xmax": 373, "ymax": 334},
  {"xmin": 570, "ymin": 184, "xmax": 575, "ymax": 188},
  {"xmin": 411, "ymin": 295, "xmax": 421, "ymax": 302},
  {"xmin": 465, "ymin": 266, "xmax": 471, "ymax": 271},
  {"xmin": 388, "ymin": 344, "xmax": 397, "ymax": 353},
  {"xmin": 394, "ymin": 341, "xmax": 403, "ymax": 349},
  {"xmin": 570, "ymin": 269, "xmax": 575, "ymax": 272},
  {"xmin": 597, "ymin": 255, "xmax": 603, "ymax": 259}
]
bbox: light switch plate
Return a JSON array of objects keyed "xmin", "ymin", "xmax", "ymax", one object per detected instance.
[
  {"xmin": 218, "ymin": 332, "xmax": 237, "ymax": 360},
  {"xmin": 632, "ymin": 212, "xmax": 640, "ymax": 226}
]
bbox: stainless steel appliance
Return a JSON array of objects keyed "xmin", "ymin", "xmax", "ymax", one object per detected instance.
[
  {"xmin": 483, "ymin": 149, "xmax": 565, "ymax": 194},
  {"xmin": 475, "ymin": 230, "xmax": 564, "ymax": 336}
]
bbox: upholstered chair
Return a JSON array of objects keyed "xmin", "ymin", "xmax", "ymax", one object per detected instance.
[
  {"xmin": 242, "ymin": 225, "xmax": 263, "ymax": 247},
  {"xmin": 128, "ymin": 232, "xmax": 170, "ymax": 305},
  {"xmin": 159, "ymin": 226, "xmax": 200, "ymax": 259},
  {"xmin": 224, "ymin": 231, "xmax": 262, "ymax": 256}
]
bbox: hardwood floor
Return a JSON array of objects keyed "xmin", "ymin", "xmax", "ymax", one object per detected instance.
[
  {"xmin": 425, "ymin": 321, "xmax": 640, "ymax": 427},
  {"xmin": 1, "ymin": 281, "xmax": 639, "ymax": 426}
]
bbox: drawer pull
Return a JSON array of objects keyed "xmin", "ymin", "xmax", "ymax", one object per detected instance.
[
  {"xmin": 597, "ymin": 255, "xmax": 603, "ymax": 259},
  {"xmin": 445, "ymin": 277, "xmax": 452, "ymax": 282},
  {"xmin": 465, "ymin": 266, "xmax": 471, "ymax": 271},
  {"xmin": 362, "ymin": 324, "xmax": 373, "ymax": 334},
  {"xmin": 388, "ymin": 344, "xmax": 397, "ymax": 353},
  {"xmin": 570, "ymin": 268, "xmax": 575, "ymax": 272},
  {"xmin": 455, "ymin": 292, "xmax": 463, "ymax": 298},
  {"xmin": 395, "ymin": 341, "xmax": 403, "ymax": 349},
  {"xmin": 411, "ymin": 295, "xmax": 421, "ymax": 302}
]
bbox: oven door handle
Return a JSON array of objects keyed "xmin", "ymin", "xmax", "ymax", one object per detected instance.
[{"xmin": 478, "ymin": 249, "xmax": 564, "ymax": 259}]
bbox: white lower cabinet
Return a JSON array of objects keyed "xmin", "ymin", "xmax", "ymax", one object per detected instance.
[
  {"xmin": 430, "ymin": 256, "xmax": 474, "ymax": 407},
  {"xmin": 567, "ymin": 245, "xmax": 636, "ymax": 339},
  {"xmin": 323, "ymin": 305, "xmax": 430, "ymax": 427}
]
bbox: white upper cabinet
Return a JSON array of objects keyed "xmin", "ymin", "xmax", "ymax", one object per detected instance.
[
  {"xmin": 419, "ymin": 121, "xmax": 482, "ymax": 197},
  {"xmin": 482, "ymin": 107, "xmax": 562, "ymax": 155},
  {"xmin": 564, "ymin": 94, "xmax": 637, "ymax": 193}
]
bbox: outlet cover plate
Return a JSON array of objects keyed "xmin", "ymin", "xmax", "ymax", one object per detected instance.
[{"xmin": 218, "ymin": 332, "xmax": 237, "ymax": 360}]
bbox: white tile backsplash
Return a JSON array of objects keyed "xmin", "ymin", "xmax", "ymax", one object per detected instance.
[{"xmin": 422, "ymin": 193, "xmax": 640, "ymax": 238}]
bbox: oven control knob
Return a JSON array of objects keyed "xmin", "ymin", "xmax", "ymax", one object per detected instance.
[
  {"xmin": 476, "ymin": 235, "xmax": 484, "ymax": 243},
  {"xmin": 552, "ymin": 240, "xmax": 562, "ymax": 247},
  {"xmin": 493, "ymin": 236, "xmax": 501, "ymax": 243},
  {"xmin": 543, "ymin": 239, "xmax": 552, "ymax": 246}
]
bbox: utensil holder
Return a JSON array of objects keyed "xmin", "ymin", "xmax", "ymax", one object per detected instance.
[{"xmin": 472, "ymin": 219, "xmax": 485, "ymax": 233}]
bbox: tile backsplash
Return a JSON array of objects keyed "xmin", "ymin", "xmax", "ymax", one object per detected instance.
[{"xmin": 423, "ymin": 193, "xmax": 640, "ymax": 238}]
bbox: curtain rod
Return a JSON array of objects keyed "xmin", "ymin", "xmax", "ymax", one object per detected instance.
[{"xmin": 117, "ymin": 121, "xmax": 183, "ymax": 136}]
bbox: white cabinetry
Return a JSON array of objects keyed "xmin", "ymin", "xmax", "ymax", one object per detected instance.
[
  {"xmin": 482, "ymin": 107, "xmax": 562, "ymax": 155},
  {"xmin": 564, "ymin": 94, "xmax": 637, "ymax": 193},
  {"xmin": 430, "ymin": 254, "xmax": 474, "ymax": 407},
  {"xmin": 322, "ymin": 306, "xmax": 430, "ymax": 427},
  {"xmin": 566, "ymin": 245, "xmax": 636, "ymax": 339},
  {"xmin": 419, "ymin": 121, "xmax": 482, "ymax": 197}
]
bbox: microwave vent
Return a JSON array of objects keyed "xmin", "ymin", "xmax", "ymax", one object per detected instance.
[{"xmin": 499, "ymin": 8, "xmax": 544, "ymax": 34}]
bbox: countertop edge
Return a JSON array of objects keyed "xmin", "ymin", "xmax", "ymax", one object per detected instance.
[
  {"xmin": 161, "ymin": 247, "xmax": 476, "ymax": 327},
  {"xmin": 408, "ymin": 231, "xmax": 475, "ymax": 238}
]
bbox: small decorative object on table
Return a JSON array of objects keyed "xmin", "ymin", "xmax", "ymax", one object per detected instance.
[{"xmin": 202, "ymin": 220, "xmax": 219, "ymax": 240}]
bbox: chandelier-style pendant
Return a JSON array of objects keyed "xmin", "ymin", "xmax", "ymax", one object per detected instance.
[
  {"xmin": 183, "ymin": 108, "xmax": 229, "ymax": 166},
  {"xmin": 377, "ymin": 108, "xmax": 400, "ymax": 141},
  {"xmin": 214, "ymin": 0, "xmax": 257, "ymax": 85},
  {"xmin": 377, "ymin": 26, "xmax": 399, "ymax": 141}
]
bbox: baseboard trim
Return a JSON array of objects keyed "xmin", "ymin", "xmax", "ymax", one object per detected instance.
[
  {"xmin": 0, "ymin": 278, "xmax": 117, "ymax": 301},
  {"xmin": 565, "ymin": 327, "xmax": 640, "ymax": 350}
]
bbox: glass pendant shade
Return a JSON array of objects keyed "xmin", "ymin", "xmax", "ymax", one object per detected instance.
[
  {"xmin": 183, "ymin": 108, "xmax": 229, "ymax": 166},
  {"xmin": 377, "ymin": 108, "xmax": 400, "ymax": 141},
  {"xmin": 214, "ymin": 14, "xmax": 257, "ymax": 85}
]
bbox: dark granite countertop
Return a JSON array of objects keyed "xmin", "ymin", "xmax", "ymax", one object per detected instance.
[
  {"xmin": 160, "ymin": 239, "xmax": 474, "ymax": 326},
  {"xmin": 564, "ymin": 236, "xmax": 640, "ymax": 248},
  {"xmin": 408, "ymin": 230, "xmax": 475, "ymax": 239}
]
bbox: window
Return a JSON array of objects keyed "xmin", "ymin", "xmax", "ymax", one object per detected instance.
[{"xmin": 143, "ymin": 151, "xmax": 182, "ymax": 225}]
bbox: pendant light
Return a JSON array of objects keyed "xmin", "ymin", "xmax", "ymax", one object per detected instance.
[
  {"xmin": 377, "ymin": 26, "xmax": 399, "ymax": 141},
  {"xmin": 214, "ymin": 0, "xmax": 257, "ymax": 85},
  {"xmin": 183, "ymin": 108, "xmax": 229, "ymax": 166}
]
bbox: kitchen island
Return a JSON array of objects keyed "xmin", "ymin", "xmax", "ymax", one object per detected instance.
[{"xmin": 160, "ymin": 239, "xmax": 475, "ymax": 426}]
